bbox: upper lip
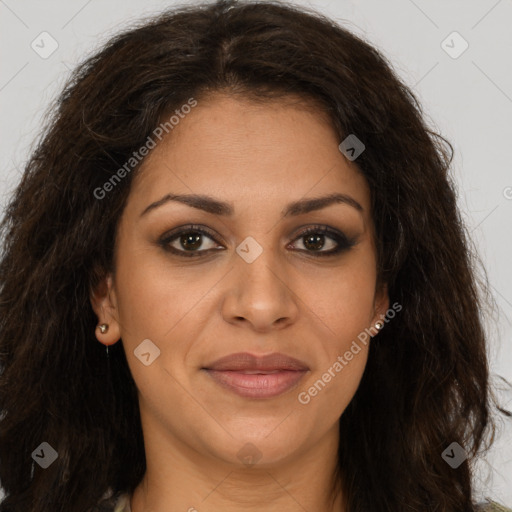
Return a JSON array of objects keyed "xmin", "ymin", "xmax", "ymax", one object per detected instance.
[{"xmin": 203, "ymin": 352, "xmax": 309, "ymax": 371}]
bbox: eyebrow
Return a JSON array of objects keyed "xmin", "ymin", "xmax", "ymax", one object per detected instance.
[{"xmin": 139, "ymin": 192, "xmax": 363, "ymax": 218}]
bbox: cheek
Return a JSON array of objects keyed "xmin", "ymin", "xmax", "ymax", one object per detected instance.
[
  {"xmin": 113, "ymin": 244, "xmax": 213, "ymax": 341},
  {"xmin": 300, "ymin": 256, "xmax": 377, "ymax": 346},
  {"xmin": 294, "ymin": 250, "xmax": 376, "ymax": 412},
  {"xmin": 297, "ymin": 293, "xmax": 372, "ymax": 420}
]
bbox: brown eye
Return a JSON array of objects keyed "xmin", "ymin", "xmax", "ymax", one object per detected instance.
[
  {"xmin": 302, "ymin": 233, "xmax": 330, "ymax": 251},
  {"xmin": 289, "ymin": 226, "xmax": 357, "ymax": 256},
  {"xmin": 158, "ymin": 224, "xmax": 357, "ymax": 259},
  {"xmin": 159, "ymin": 225, "xmax": 223, "ymax": 257},
  {"xmin": 178, "ymin": 233, "xmax": 204, "ymax": 251}
]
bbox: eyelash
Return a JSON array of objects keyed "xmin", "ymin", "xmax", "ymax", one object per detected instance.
[{"xmin": 158, "ymin": 224, "xmax": 357, "ymax": 258}]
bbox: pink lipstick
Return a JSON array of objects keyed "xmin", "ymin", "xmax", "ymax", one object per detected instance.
[{"xmin": 203, "ymin": 352, "xmax": 309, "ymax": 399}]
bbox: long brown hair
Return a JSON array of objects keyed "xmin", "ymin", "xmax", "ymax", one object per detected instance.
[{"xmin": 0, "ymin": 1, "xmax": 506, "ymax": 510}]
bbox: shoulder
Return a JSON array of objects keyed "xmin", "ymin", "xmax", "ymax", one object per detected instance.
[
  {"xmin": 106, "ymin": 494, "xmax": 512, "ymax": 512},
  {"xmin": 476, "ymin": 500, "xmax": 512, "ymax": 512},
  {"xmin": 108, "ymin": 494, "xmax": 512, "ymax": 512},
  {"xmin": 113, "ymin": 492, "xmax": 131, "ymax": 512}
]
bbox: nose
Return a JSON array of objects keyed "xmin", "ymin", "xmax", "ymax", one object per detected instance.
[{"xmin": 220, "ymin": 247, "xmax": 299, "ymax": 333}]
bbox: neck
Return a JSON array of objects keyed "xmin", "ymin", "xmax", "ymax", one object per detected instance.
[{"xmin": 130, "ymin": 421, "xmax": 345, "ymax": 512}]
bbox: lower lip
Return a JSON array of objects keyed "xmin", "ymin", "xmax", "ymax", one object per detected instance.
[{"xmin": 204, "ymin": 369, "xmax": 308, "ymax": 398}]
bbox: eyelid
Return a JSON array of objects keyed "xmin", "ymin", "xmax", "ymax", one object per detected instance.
[
  {"xmin": 158, "ymin": 224, "xmax": 224, "ymax": 254},
  {"xmin": 158, "ymin": 223, "xmax": 357, "ymax": 257},
  {"xmin": 287, "ymin": 225, "xmax": 357, "ymax": 256}
]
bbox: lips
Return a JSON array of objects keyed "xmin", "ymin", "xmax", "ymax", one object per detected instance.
[
  {"xmin": 202, "ymin": 352, "xmax": 309, "ymax": 399},
  {"xmin": 205, "ymin": 352, "xmax": 309, "ymax": 372}
]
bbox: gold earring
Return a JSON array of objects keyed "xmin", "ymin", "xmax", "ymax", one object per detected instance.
[
  {"xmin": 98, "ymin": 323, "xmax": 109, "ymax": 334},
  {"xmin": 375, "ymin": 321, "xmax": 384, "ymax": 330}
]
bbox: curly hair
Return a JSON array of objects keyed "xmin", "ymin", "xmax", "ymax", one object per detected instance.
[{"xmin": 0, "ymin": 1, "xmax": 506, "ymax": 510}]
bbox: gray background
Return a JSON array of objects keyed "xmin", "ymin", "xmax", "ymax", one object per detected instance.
[{"xmin": 1, "ymin": 0, "xmax": 511, "ymax": 505}]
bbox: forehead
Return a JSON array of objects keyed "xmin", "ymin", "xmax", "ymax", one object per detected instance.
[{"xmin": 128, "ymin": 93, "xmax": 371, "ymax": 218}]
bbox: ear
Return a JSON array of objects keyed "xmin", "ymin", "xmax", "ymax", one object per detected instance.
[
  {"xmin": 371, "ymin": 281, "xmax": 390, "ymax": 329},
  {"xmin": 90, "ymin": 273, "xmax": 121, "ymax": 346}
]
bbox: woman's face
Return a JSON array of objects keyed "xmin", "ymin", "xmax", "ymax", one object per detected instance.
[{"xmin": 93, "ymin": 93, "xmax": 388, "ymax": 468}]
